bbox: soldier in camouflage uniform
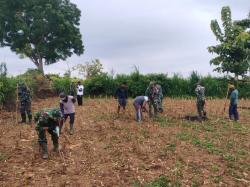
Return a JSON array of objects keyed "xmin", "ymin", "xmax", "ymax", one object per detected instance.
[
  {"xmin": 156, "ymin": 84, "xmax": 163, "ymax": 113},
  {"xmin": 145, "ymin": 81, "xmax": 162, "ymax": 117},
  {"xmin": 18, "ymin": 83, "xmax": 32, "ymax": 123},
  {"xmin": 195, "ymin": 81, "xmax": 206, "ymax": 120},
  {"xmin": 34, "ymin": 108, "xmax": 64, "ymax": 159}
]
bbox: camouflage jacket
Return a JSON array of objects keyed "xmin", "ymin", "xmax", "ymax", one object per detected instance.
[
  {"xmin": 156, "ymin": 84, "xmax": 163, "ymax": 99},
  {"xmin": 34, "ymin": 108, "xmax": 63, "ymax": 131},
  {"xmin": 18, "ymin": 87, "xmax": 32, "ymax": 103},
  {"xmin": 195, "ymin": 85, "xmax": 205, "ymax": 102},
  {"xmin": 145, "ymin": 86, "xmax": 158, "ymax": 100}
]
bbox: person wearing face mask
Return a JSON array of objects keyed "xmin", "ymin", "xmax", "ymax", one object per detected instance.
[{"xmin": 59, "ymin": 92, "xmax": 76, "ymax": 135}]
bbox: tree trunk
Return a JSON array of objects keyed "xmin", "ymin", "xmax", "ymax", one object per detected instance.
[
  {"xmin": 234, "ymin": 73, "xmax": 239, "ymax": 87},
  {"xmin": 38, "ymin": 57, "xmax": 44, "ymax": 75},
  {"xmin": 30, "ymin": 57, "xmax": 44, "ymax": 75},
  {"xmin": 235, "ymin": 74, "xmax": 238, "ymax": 81}
]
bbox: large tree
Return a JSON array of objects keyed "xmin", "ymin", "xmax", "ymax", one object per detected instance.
[
  {"xmin": 0, "ymin": 0, "xmax": 84, "ymax": 74},
  {"xmin": 208, "ymin": 7, "xmax": 250, "ymax": 79}
]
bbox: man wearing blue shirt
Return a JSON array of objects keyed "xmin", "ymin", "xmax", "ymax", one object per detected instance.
[{"xmin": 228, "ymin": 84, "xmax": 239, "ymax": 121}]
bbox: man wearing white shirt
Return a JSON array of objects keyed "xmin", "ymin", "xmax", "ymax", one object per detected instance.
[{"xmin": 77, "ymin": 81, "xmax": 84, "ymax": 106}]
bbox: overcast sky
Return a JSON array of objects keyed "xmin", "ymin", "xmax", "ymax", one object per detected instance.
[{"xmin": 1, "ymin": 0, "xmax": 249, "ymax": 77}]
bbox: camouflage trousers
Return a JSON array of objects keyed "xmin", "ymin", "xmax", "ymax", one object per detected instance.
[
  {"xmin": 196, "ymin": 100, "xmax": 206, "ymax": 118},
  {"xmin": 149, "ymin": 97, "xmax": 162, "ymax": 117},
  {"xmin": 36, "ymin": 128, "xmax": 58, "ymax": 146},
  {"xmin": 20, "ymin": 101, "xmax": 32, "ymax": 120}
]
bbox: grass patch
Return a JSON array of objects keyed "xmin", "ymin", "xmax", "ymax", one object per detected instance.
[
  {"xmin": 155, "ymin": 116, "xmax": 176, "ymax": 127},
  {"xmin": 144, "ymin": 175, "xmax": 178, "ymax": 187},
  {"xmin": 201, "ymin": 123, "xmax": 214, "ymax": 132},
  {"xmin": 110, "ymin": 124, "xmax": 123, "ymax": 131},
  {"xmin": 236, "ymin": 149, "xmax": 248, "ymax": 157},
  {"xmin": 211, "ymin": 164, "xmax": 220, "ymax": 173},
  {"xmin": 141, "ymin": 129, "xmax": 150, "ymax": 139},
  {"xmin": 231, "ymin": 123, "xmax": 248, "ymax": 135},
  {"xmin": 132, "ymin": 179, "xmax": 141, "ymax": 187},
  {"xmin": 110, "ymin": 135, "xmax": 119, "ymax": 143},
  {"xmin": 0, "ymin": 152, "xmax": 8, "ymax": 161},
  {"xmin": 159, "ymin": 143, "xmax": 176, "ymax": 157},
  {"xmin": 95, "ymin": 113, "xmax": 117, "ymax": 121},
  {"xmin": 191, "ymin": 175, "xmax": 203, "ymax": 187},
  {"xmin": 223, "ymin": 153, "xmax": 236, "ymax": 162},
  {"xmin": 176, "ymin": 132, "xmax": 193, "ymax": 141},
  {"xmin": 211, "ymin": 175, "xmax": 223, "ymax": 184},
  {"xmin": 123, "ymin": 133, "xmax": 132, "ymax": 141}
]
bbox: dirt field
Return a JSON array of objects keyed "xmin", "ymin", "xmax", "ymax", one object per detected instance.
[{"xmin": 0, "ymin": 97, "xmax": 249, "ymax": 187}]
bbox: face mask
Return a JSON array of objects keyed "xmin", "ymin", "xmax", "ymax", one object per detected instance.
[{"xmin": 62, "ymin": 96, "xmax": 68, "ymax": 102}]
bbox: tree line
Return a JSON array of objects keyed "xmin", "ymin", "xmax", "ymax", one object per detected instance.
[
  {"xmin": 56, "ymin": 71, "xmax": 250, "ymax": 99},
  {"xmin": 1, "ymin": 65, "xmax": 250, "ymax": 110}
]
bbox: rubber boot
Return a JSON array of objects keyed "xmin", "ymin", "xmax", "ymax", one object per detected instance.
[
  {"xmin": 41, "ymin": 143, "xmax": 48, "ymax": 159},
  {"xmin": 19, "ymin": 113, "xmax": 26, "ymax": 124},
  {"xmin": 52, "ymin": 137, "xmax": 59, "ymax": 152},
  {"xmin": 59, "ymin": 123, "xmax": 63, "ymax": 134},
  {"xmin": 69, "ymin": 123, "xmax": 74, "ymax": 135},
  {"xmin": 53, "ymin": 142, "xmax": 59, "ymax": 152}
]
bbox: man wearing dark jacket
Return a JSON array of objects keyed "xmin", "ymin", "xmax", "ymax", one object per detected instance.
[{"xmin": 115, "ymin": 82, "xmax": 128, "ymax": 114}]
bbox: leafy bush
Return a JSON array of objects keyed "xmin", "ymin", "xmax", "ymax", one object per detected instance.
[
  {"xmin": 51, "ymin": 76, "xmax": 72, "ymax": 95},
  {"xmin": 0, "ymin": 76, "xmax": 18, "ymax": 109},
  {"xmin": 84, "ymin": 73, "xmax": 115, "ymax": 96}
]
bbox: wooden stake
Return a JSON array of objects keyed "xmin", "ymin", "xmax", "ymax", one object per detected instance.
[
  {"xmin": 16, "ymin": 84, "xmax": 19, "ymax": 125},
  {"xmin": 223, "ymin": 87, "xmax": 230, "ymax": 117}
]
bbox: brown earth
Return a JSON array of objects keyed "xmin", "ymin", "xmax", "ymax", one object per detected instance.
[{"xmin": 0, "ymin": 98, "xmax": 249, "ymax": 187}]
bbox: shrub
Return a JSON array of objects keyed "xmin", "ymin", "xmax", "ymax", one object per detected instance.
[
  {"xmin": 51, "ymin": 76, "xmax": 71, "ymax": 95},
  {"xmin": 0, "ymin": 76, "xmax": 18, "ymax": 109}
]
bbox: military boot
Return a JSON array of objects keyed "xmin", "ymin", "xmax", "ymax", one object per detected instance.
[
  {"xmin": 28, "ymin": 114, "xmax": 32, "ymax": 124},
  {"xmin": 52, "ymin": 138, "xmax": 59, "ymax": 152},
  {"xmin": 53, "ymin": 143, "xmax": 59, "ymax": 152},
  {"xmin": 18, "ymin": 113, "xmax": 26, "ymax": 124},
  {"xmin": 41, "ymin": 143, "xmax": 48, "ymax": 159}
]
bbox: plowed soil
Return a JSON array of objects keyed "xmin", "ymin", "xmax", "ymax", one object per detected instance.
[{"xmin": 0, "ymin": 98, "xmax": 249, "ymax": 187}]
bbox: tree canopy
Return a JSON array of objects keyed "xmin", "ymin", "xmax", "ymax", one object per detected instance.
[
  {"xmin": 0, "ymin": 0, "xmax": 84, "ymax": 74},
  {"xmin": 72, "ymin": 59, "xmax": 104, "ymax": 79},
  {"xmin": 208, "ymin": 7, "xmax": 250, "ymax": 79}
]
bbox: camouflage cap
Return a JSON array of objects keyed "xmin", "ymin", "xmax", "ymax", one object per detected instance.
[
  {"xmin": 18, "ymin": 81, "xmax": 25, "ymax": 87},
  {"xmin": 49, "ymin": 108, "xmax": 63, "ymax": 118},
  {"xmin": 149, "ymin": 81, "xmax": 156, "ymax": 86},
  {"xmin": 196, "ymin": 80, "xmax": 203, "ymax": 86}
]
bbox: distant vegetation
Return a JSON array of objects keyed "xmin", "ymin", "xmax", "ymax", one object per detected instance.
[{"xmin": 1, "ymin": 62, "xmax": 250, "ymax": 110}]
